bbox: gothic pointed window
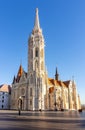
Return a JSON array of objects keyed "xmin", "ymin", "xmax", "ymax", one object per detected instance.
[
  {"xmin": 30, "ymin": 99, "xmax": 32, "ymax": 105},
  {"xmin": 30, "ymin": 88, "xmax": 32, "ymax": 96},
  {"xmin": 35, "ymin": 48, "xmax": 39, "ymax": 57}
]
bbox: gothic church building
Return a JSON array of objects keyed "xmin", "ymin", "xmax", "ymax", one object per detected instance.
[{"xmin": 11, "ymin": 8, "xmax": 81, "ymax": 111}]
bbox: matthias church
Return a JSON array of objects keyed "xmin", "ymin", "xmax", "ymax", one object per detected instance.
[{"xmin": 11, "ymin": 8, "xmax": 81, "ymax": 111}]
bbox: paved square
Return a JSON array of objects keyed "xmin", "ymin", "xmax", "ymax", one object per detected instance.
[{"xmin": 0, "ymin": 110, "xmax": 85, "ymax": 130}]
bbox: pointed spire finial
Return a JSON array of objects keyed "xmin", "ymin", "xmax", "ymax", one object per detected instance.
[
  {"xmin": 34, "ymin": 8, "xmax": 40, "ymax": 30},
  {"xmin": 17, "ymin": 65, "xmax": 23, "ymax": 77}
]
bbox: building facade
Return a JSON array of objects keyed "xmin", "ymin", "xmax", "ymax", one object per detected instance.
[
  {"xmin": 0, "ymin": 84, "xmax": 11, "ymax": 109},
  {"xmin": 10, "ymin": 8, "xmax": 81, "ymax": 111}
]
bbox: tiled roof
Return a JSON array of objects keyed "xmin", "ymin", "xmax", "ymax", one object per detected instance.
[
  {"xmin": 49, "ymin": 86, "xmax": 54, "ymax": 93},
  {"xmin": 57, "ymin": 80, "xmax": 67, "ymax": 88},
  {"xmin": 55, "ymin": 80, "xmax": 62, "ymax": 86},
  {"xmin": 48, "ymin": 78, "xmax": 55, "ymax": 85},
  {"xmin": 63, "ymin": 80, "xmax": 71, "ymax": 87},
  {"xmin": 48, "ymin": 78, "xmax": 70, "ymax": 93},
  {"xmin": 48, "ymin": 78, "xmax": 67, "ymax": 88},
  {"xmin": 0, "ymin": 84, "xmax": 11, "ymax": 94}
]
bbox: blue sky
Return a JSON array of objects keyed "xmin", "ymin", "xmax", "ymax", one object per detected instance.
[{"xmin": 0, "ymin": 0, "xmax": 85, "ymax": 104}]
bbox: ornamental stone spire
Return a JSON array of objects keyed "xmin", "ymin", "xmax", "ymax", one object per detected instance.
[{"xmin": 34, "ymin": 8, "xmax": 40, "ymax": 30}]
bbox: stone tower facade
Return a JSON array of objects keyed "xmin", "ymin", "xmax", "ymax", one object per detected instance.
[{"xmin": 27, "ymin": 8, "xmax": 47, "ymax": 110}]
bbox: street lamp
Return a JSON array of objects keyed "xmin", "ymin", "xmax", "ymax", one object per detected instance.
[
  {"xmin": 18, "ymin": 96, "xmax": 22, "ymax": 115},
  {"xmin": 22, "ymin": 95, "xmax": 25, "ymax": 110},
  {"xmin": 54, "ymin": 89, "xmax": 57, "ymax": 111}
]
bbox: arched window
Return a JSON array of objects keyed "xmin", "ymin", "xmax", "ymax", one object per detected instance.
[{"xmin": 35, "ymin": 48, "xmax": 39, "ymax": 57}]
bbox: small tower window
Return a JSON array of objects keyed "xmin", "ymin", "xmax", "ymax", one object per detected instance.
[
  {"xmin": 30, "ymin": 100, "xmax": 32, "ymax": 105},
  {"xmin": 30, "ymin": 88, "xmax": 32, "ymax": 96},
  {"xmin": 35, "ymin": 48, "xmax": 39, "ymax": 57}
]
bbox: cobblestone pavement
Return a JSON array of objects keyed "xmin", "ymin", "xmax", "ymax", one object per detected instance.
[{"xmin": 0, "ymin": 110, "xmax": 85, "ymax": 130}]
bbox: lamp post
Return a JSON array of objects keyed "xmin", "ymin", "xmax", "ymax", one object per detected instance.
[
  {"xmin": 22, "ymin": 95, "xmax": 25, "ymax": 110},
  {"xmin": 54, "ymin": 89, "xmax": 57, "ymax": 111},
  {"xmin": 18, "ymin": 96, "xmax": 22, "ymax": 115}
]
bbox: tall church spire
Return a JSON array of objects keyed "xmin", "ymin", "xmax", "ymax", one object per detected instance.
[
  {"xmin": 34, "ymin": 8, "xmax": 40, "ymax": 30},
  {"xmin": 55, "ymin": 67, "xmax": 59, "ymax": 80}
]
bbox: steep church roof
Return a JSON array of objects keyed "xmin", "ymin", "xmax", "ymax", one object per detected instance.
[
  {"xmin": 17, "ymin": 65, "xmax": 23, "ymax": 77},
  {"xmin": 48, "ymin": 67, "xmax": 72, "ymax": 93},
  {"xmin": 12, "ymin": 65, "xmax": 27, "ymax": 84},
  {"xmin": 48, "ymin": 78, "xmax": 70, "ymax": 93},
  {"xmin": 48, "ymin": 78, "xmax": 67, "ymax": 88}
]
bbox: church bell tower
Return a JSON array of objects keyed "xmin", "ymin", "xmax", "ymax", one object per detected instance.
[{"xmin": 28, "ymin": 8, "xmax": 46, "ymax": 110}]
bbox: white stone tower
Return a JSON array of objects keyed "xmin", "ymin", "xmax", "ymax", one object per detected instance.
[{"xmin": 28, "ymin": 8, "xmax": 46, "ymax": 110}]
